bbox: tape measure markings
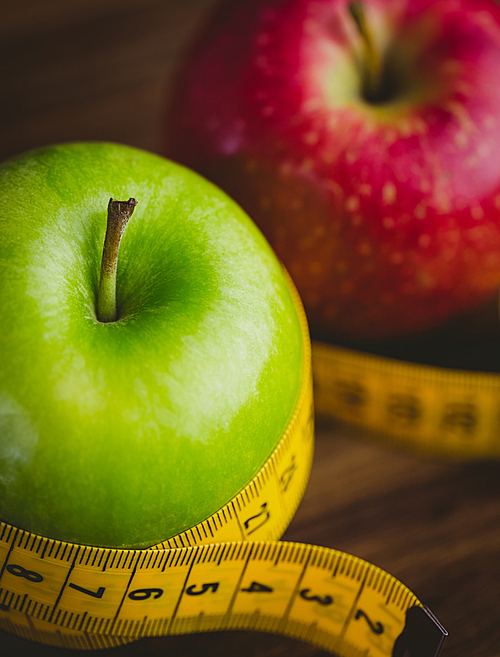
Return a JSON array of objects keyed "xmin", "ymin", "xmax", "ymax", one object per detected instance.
[
  {"xmin": 313, "ymin": 340, "xmax": 500, "ymax": 457},
  {"xmin": 0, "ymin": 536, "xmax": 445, "ymax": 654}
]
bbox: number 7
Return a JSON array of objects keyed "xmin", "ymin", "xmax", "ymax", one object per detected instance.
[{"xmin": 69, "ymin": 582, "xmax": 105, "ymax": 598}]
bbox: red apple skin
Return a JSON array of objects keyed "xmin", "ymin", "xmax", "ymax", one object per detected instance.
[{"xmin": 167, "ymin": 0, "xmax": 500, "ymax": 341}]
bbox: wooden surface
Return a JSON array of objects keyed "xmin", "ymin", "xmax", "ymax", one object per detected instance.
[{"xmin": 1, "ymin": 1, "xmax": 500, "ymax": 656}]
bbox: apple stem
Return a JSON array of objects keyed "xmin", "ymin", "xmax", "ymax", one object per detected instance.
[
  {"xmin": 348, "ymin": 1, "xmax": 382, "ymax": 102},
  {"xmin": 97, "ymin": 197, "xmax": 137, "ymax": 323}
]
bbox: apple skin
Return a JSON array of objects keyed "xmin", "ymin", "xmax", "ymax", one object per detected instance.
[
  {"xmin": 0, "ymin": 142, "xmax": 305, "ymax": 549},
  {"xmin": 167, "ymin": 0, "xmax": 500, "ymax": 341}
]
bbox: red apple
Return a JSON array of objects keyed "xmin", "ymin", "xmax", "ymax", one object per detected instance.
[{"xmin": 167, "ymin": 0, "xmax": 500, "ymax": 341}]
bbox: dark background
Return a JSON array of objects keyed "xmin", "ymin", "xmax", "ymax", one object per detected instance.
[{"xmin": 1, "ymin": 1, "xmax": 500, "ymax": 655}]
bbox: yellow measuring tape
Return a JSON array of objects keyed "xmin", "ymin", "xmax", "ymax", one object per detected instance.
[
  {"xmin": 0, "ymin": 291, "xmax": 447, "ymax": 655},
  {"xmin": 313, "ymin": 339, "xmax": 500, "ymax": 459}
]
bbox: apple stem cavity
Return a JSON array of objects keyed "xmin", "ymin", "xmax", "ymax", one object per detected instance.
[
  {"xmin": 97, "ymin": 197, "xmax": 137, "ymax": 323},
  {"xmin": 348, "ymin": 1, "xmax": 384, "ymax": 103}
]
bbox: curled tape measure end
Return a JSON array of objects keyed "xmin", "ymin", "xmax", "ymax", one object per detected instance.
[{"xmin": 392, "ymin": 606, "xmax": 448, "ymax": 657}]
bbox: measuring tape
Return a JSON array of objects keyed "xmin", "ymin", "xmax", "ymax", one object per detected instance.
[
  {"xmin": 0, "ymin": 283, "xmax": 447, "ymax": 656},
  {"xmin": 312, "ymin": 338, "xmax": 500, "ymax": 459},
  {"xmin": 0, "ymin": 360, "xmax": 446, "ymax": 656}
]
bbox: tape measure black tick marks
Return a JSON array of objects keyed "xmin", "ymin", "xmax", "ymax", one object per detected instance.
[{"xmin": 0, "ymin": 284, "xmax": 446, "ymax": 655}]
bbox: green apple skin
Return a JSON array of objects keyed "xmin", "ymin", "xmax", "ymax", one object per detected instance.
[{"xmin": 0, "ymin": 142, "xmax": 305, "ymax": 549}]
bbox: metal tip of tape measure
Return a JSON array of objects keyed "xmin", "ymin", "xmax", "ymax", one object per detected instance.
[{"xmin": 392, "ymin": 606, "xmax": 448, "ymax": 657}]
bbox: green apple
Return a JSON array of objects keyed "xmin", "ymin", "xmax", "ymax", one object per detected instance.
[{"xmin": 0, "ymin": 142, "xmax": 305, "ymax": 549}]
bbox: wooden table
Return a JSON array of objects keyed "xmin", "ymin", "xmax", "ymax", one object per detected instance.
[{"xmin": 1, "ymin": 2, "xmax": 499, "ymax": 655}]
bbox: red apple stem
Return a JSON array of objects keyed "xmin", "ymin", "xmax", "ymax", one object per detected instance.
[
  {"xmin": 348, "ymin": 1, "xmax": 382, "ymax": 102},
  {"xmin": 97, "ymin": 197, "xmax": 137, "ymax": 323}
]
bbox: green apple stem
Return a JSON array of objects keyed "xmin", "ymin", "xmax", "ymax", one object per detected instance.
[
  {"xmin": 97, "ymin": 197, "xmax": 137, "ymax": 323},
  {"xmin": 348, "ymin": 1, "xmax": 382, "ymax": 102}
]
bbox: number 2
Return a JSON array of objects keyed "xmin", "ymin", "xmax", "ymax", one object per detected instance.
[{"xmin": 355, "ymin": 609, "xmax": 384, "ymax": 634}]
